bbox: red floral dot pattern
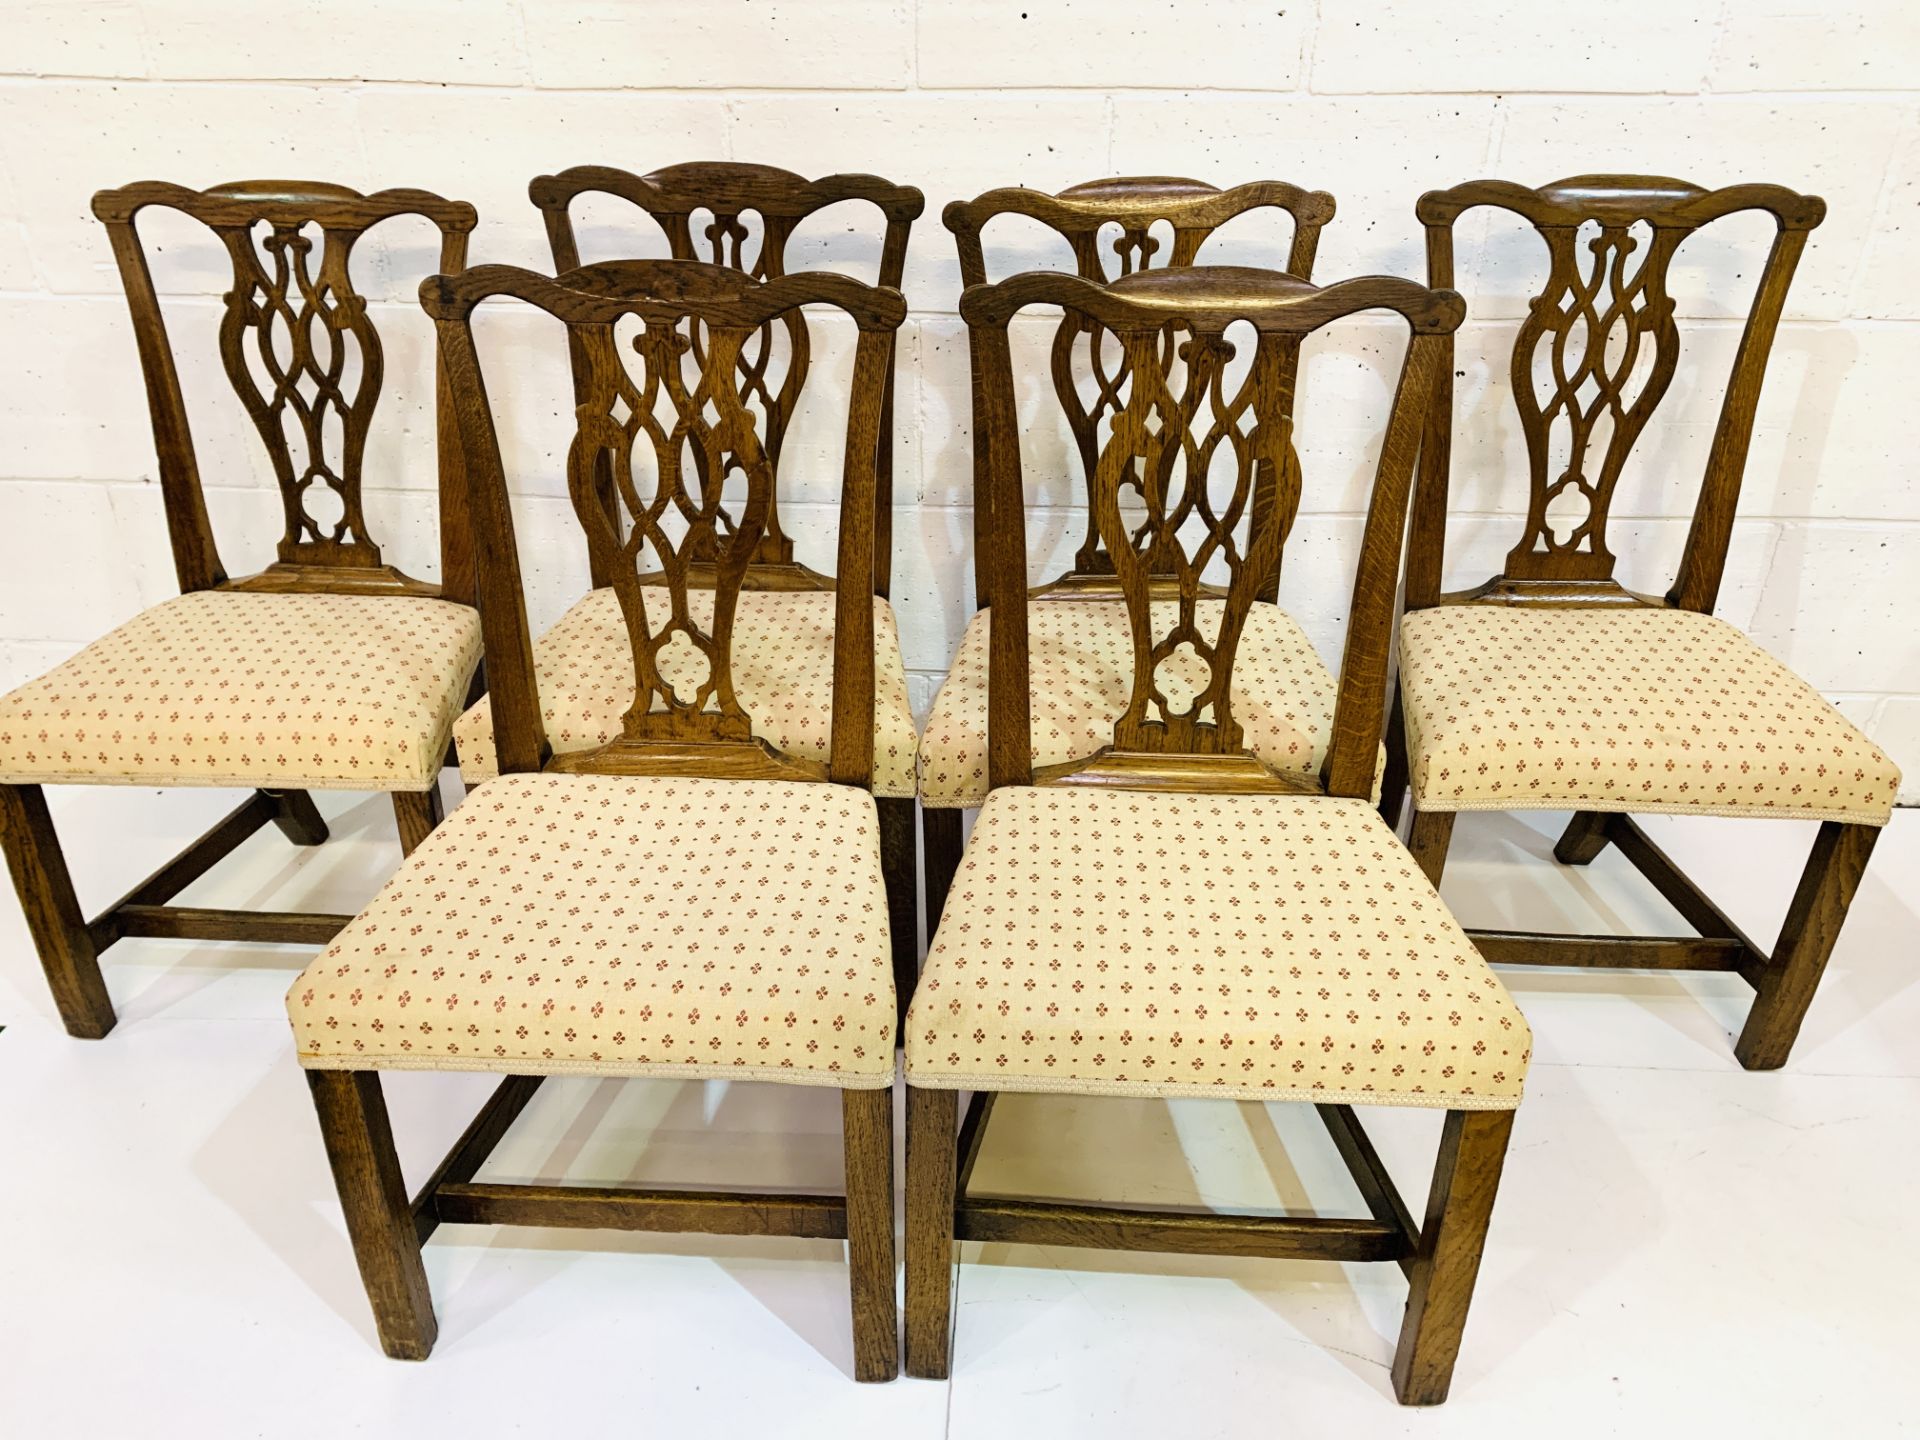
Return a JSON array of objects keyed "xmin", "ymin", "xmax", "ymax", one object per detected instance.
[
  {"xmin": 454, "ymin": 587, "xmax": 918, "ymax": 797},
  {"xmin": 917, "ymin": 599, "xmax": 1344, "ymax": 809},
  {"xmin": 288, "ymin": 771, "xmax": 896, "ymax": 1087},
  {"xmin": 905, "ymin": 786, "xmax": 1528, "ymax": 1109},
  {"xmin": 1400, "ymin": 606, "xmax": 1900, "ymax": 824},
  {"xmin": 0, "ymin": 590, "xmax": 481, "ymax": 791}
]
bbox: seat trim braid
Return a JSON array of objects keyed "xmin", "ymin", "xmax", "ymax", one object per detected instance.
[
  {"xmin": 298, "ymin": 1051, "xmax": 896, "ymax": 1090},
  {"xmin": 900, "ymin": 1067, "xmax": 1521, "ymax": 1111}
]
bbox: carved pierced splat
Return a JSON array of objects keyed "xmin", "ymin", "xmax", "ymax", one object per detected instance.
[
  {"xmin": 962, "ymin": 266, "xmax": 1462, "ymax": 800},
  {"xmin": 531, "ymin": 164, "xmax": 923, "ymax": 589},
  {"xmin": 571, "ymin": 307, "xmax": 775, "ymax": 747},
  {"xmin": 1091, "ymin": 318, "xmax": 1299, "ymax": 756},
  {"xmin": 945, "ymin": 177, "xmax": 1335, "ymax": 595},
  {"xmin": 1504, "ymin": 216, "xmax": 1685, "ymax": 580},
  {"xmin": 424, "ymin": 261, "xmax": 905, "ymax": 786},
  {"xmin": 91, "ymin": 180, "xmax": 477, "ymax": 599},
  {"xmin": 218, "ymin": 219, "xmax": 384, "ymax": 566},
  {"xmin": 1408, "ymin": 175, "xmax": 1826, "ymax": 612}
]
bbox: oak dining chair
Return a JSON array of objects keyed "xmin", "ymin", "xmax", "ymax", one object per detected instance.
[
  {"xmin": 0, "ymin": 180, "xmax": 483, "ymax": 1039},
  {"xmin": 289, "ymin": 257, "xmax": 906, "ymax": 1379},
  {"xmin": 904, "ymin": 263, "xmax": 1530, "ymax": 1406},
  {"xmin": 449, "ymin": 162, "xmax": 925, "ymax": 1022},
  {"xmin": 917, "ymin": 176, "xmax": 1337, "ymax": 944},
  {"xmin": 1384, "ymin": 175, "xmax": 1900, "ymax": 1070}
]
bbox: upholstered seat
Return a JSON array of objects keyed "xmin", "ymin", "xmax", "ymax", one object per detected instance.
[
  {"xmin": 905, "ymin": 786, "xmax": 1529, "ymax": 1109},
  {"xmin": 0, "ymin": 589, "xmax": 481, "ymax": 792},
  {"xmin": 289, "ymin": 771, "xmax": 896, "ymax": 1086},
  {"xmin": 918, "ymin": 599, "xmax": 1345, "ymax": 809},
  {"xmin": 1399, "ymin": 606, "xmax": 1900, "ymax": 826},
  {"xmin": 454, "ymin": 586, "xmax": 918, "ymax": 797}
]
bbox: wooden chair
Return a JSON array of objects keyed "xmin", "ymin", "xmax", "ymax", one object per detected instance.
[
  {"xmin": 1385, "ymin": 176, "xmax": 1900, "ymax": 1071},
  {"xmin": 918, "ymin": 177, "xmax": 1337, "ymax": 941},
  {"xmin": 288, "ymin": 258, "xmax": 906, "ymax": 1378},
  {"xmin": 0, "ymin": 181, "xmax": 483, "ymax": 1039},
  {"xmin": 904, "ymin": 265, "xmax": 1530, "ymax": 1405},
  {"xmin": 451, "ymin": 162, "xmax": 925, "ymax": 1023}
]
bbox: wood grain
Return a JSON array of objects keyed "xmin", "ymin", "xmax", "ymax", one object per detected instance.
[
  {"xmin": 1392, "ymin": 174, "xmax": 1859, "ymax": 1071},
  {"xmin": 307, "ymin": 1070, "xmax": 438, "ymax": 1360},
  {"xmin": 962, "ymin": 265, "xmax": 1460, "ymax": 799},
  {"xmin": 842, "ymin": 1087, "xmax": 900, "ymax": 1382},
  {"xmin": 390, "ymin": 786, "xmax": 444, "ymax": 859},
  {"xmin": 531, "ymin": 163, "xmax": 921, "ymax": 595},
  {"xmin": 410, "ymin": 1074, "xmax": 545, "ymax": 1245},
  {"xmin": 0, "ymin": 784, "xmax": 114, "ymax": 1038},
  {"xmin": 954, "ymin": 1198, "xmax": 1409, "ymax": 1263},
  {"xmin": 1406, "ymin": 175, "xmax": 1822, "ymax": 610},
  {"xmin": 426, "ymin": 262, "xmax": 902, "ymax": 792},
  {"xmin": 949, "ymin": 177, "xmax": 1333, "ymax": 599},
  {"xmin": 92, "ymin": 179, "xmax": 476, "ymax": 599},
  {"xmin": 430, "ymin": 1182, "xmax": 848, "ymax": 1237},
  {"xmin": 877, "ymin": 795, "xmax": 918, "ymax": 1034},
  {"xmin": 920, "ymin": 806, "xmax": 964, "ymax": 941},
  {"xmin": 405, "ymin": 253, "xmax": 914, "ymax": 1378},
  {"xmin": 904, "ymin": 1085, "xmax": 958, "ymax": 1380},
  {"xmin": 1735, "ymin": 821, "xmax": 1879, "ymax": 1070},
  {"xmin": 1391, "ymin": 1108, "xmax": 1515, "ymax": 1405}
]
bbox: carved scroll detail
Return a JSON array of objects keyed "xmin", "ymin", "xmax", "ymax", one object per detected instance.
[
  {"xmin": 1505, "ymin": 221, "xmax": 1684, "ymax": 581},
  {"xmin": 217, "ymin": 221, "xmax": 384, "ymax": 567}
]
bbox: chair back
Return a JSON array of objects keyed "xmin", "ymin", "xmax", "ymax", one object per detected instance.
[
  {"xmin": 423, "ymin": 260, "xmax": 906, "ymax": 787},
  {"xmin": 947, "ymin": 177, "xmax": 1336, "ymax": 599},
  {"xmin": 1408, "ymin": 175, "xmax": 1823, "ymax": 614},
  {"xmin": 961, "ymin": 265, "xmax": 1461, "ymax": 800},
  {"xmin": 531, "ymin": 163, "xmax": 924, "ymax": 593},
  {"xmin": 92, "ymin": 180, "xmax": 477, "ymax": 600}
]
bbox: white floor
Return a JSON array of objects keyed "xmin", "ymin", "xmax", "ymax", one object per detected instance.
[{"xmin": 0, "ymin": 780, "xmax": 1914, "ymax": 1439}]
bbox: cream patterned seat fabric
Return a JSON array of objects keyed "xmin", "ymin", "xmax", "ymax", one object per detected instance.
[
  {"xmin": 289, "ymin": 771, "xmax": 895, "ymax": 1086},
  {"xmin": 0, "ymin": 590, "xmax": 481, "ymax": 792},
  {"xmin": 454, "ymin": 587, "xmax": 918, "ymax": 797},
  {"xmin": 919, "ymin": 599, "xmax": 1344, "ymax": 809},
  {"xmin": 906, "ymin": 787, "xmax": 1529, "ymax": 1109},
  {"xmin": 1399, "ymin": 606, "xmax": 1900, "ymax": 826}
]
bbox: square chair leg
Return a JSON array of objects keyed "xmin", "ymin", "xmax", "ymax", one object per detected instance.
[
  {"xmin": 1734, "ymin": 820, "xmax": 1879, "ymax": 1071},
  {"xmin": 263, "ymin": 788, "xmax": 330, "ymax": 846},
  {"xmin": 1552, "ymin": 810, "xmax": 1613, "ymax": 866},
  {"xmin": 920, "ymin": 808, "xmax": 964, "ymax": 940},
  {"xmin": 842, "ymin": 1087, "xmax": 899, "ymax": 1382},
  {"xmin": 307, "ymin": 1069, "xmax": 438, "ymax": 1360},
  {"xmin": 391, "ymin": 785, "xmax": 446, "ymax": 859},
  {"xmin": 877, "ymin": 796, "xmax": 918, "ymax": 1033},
  {"xmin": 1405, "ymin": 804, "xmax": 1457, "ymax": 890},
  {"xmin": 903, "ymin": 1085, "xmax": 958, "ymax": 1379},
  {"xmin": 0, "ymin": 784, "xmax": 115, "ymax": 1038},
  {"xmin": 1392, "ymin": 1107, "xmax": 1516, "ymax": 1405}
]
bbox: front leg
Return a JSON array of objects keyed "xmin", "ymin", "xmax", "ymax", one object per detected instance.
[{"xmin": 306, "ymin": 1070, "xmax": 438, "ymax": 1359}]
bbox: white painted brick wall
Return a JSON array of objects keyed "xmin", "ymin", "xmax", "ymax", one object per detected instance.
[{"xmin": 0, "ymin": 0, "xmax": 1914, "ymax": 801}]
